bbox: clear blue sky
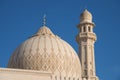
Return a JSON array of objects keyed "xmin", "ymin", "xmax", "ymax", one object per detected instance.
[{"xmin": 0, "ymin": 0, "xmax": 120, "ymax": 80}]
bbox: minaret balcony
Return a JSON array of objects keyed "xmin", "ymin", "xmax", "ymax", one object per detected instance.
[{"xmin": 77, "ymin": 32, "xmax": 97, "ymax": 41}]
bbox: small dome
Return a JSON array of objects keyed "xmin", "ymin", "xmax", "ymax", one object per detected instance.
[
  {"xmin": 80, "ymin": 9, "xmax": 92, "ymax": 23},
  {"xmin": 8, "ymin": 26, "xmax": 81, "ymax": 79}
]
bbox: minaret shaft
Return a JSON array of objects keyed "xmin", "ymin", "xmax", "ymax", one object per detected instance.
[{"xmin": 79, "ymin": 38, "xmax": 96, "ymax": 76}]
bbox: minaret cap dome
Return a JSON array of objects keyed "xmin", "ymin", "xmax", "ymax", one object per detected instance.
[{"xmin": 80, "ymin": 9, "xmax": 92, "ymax": 23}]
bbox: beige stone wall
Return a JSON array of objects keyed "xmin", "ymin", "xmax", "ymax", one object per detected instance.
[{"xmin": 0, "ymin": 68, "xmax": 51, "ymax": 80}]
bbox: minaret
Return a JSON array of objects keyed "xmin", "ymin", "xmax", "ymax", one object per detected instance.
[{"xmin": 76, "ymin": 9, "xmax": 99, "ymax": 80}]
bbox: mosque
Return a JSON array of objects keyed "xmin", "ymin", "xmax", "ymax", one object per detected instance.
[{"xmin": 0, "ymin": 9, "xmax": 99, "ymax": 80}]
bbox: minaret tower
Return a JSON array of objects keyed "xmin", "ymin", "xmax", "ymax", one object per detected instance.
[{"xmin": 76, "ymin": 9, "xmax": 99, "ymax": 80}]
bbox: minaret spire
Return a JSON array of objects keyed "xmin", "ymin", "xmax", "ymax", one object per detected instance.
[{"xmin": 43, "ymin": 14, "xmax": 46, "ymax": 26}]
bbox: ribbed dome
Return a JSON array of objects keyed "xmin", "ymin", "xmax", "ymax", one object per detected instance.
[
  {"xmin": 8, "ymin": 26, "xmax": 81, "ymax": 79},
  {"xmin": 80, "ymin": 9, "xmax": 92, "ymax": 23}
]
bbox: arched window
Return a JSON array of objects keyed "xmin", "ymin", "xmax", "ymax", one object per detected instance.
[
  {"xmin": 88, "ymin": 26, "xmax": 91, "ymax": 32},
  {"xmin": 83, "ymin": 26, "xmax": 86, "ymax": 32}
]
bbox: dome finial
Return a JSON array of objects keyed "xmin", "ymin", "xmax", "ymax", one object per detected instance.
[{"xmin": 43, "ymin": 14, "xmax": 46, "ymax": 26}]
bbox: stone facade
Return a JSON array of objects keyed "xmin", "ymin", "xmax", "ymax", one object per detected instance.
[{"xmin": 0, "ymin": 68, "xmax": 51, "ymax": 80}]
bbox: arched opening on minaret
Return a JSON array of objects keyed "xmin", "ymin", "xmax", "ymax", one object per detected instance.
[
  {"xmin": 88, "ymin": 26, "xmax": 91, "ymax": 32},
  {"xmin": 83, "ymin": 26, "xmax": 86, "ymax": 32}
]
